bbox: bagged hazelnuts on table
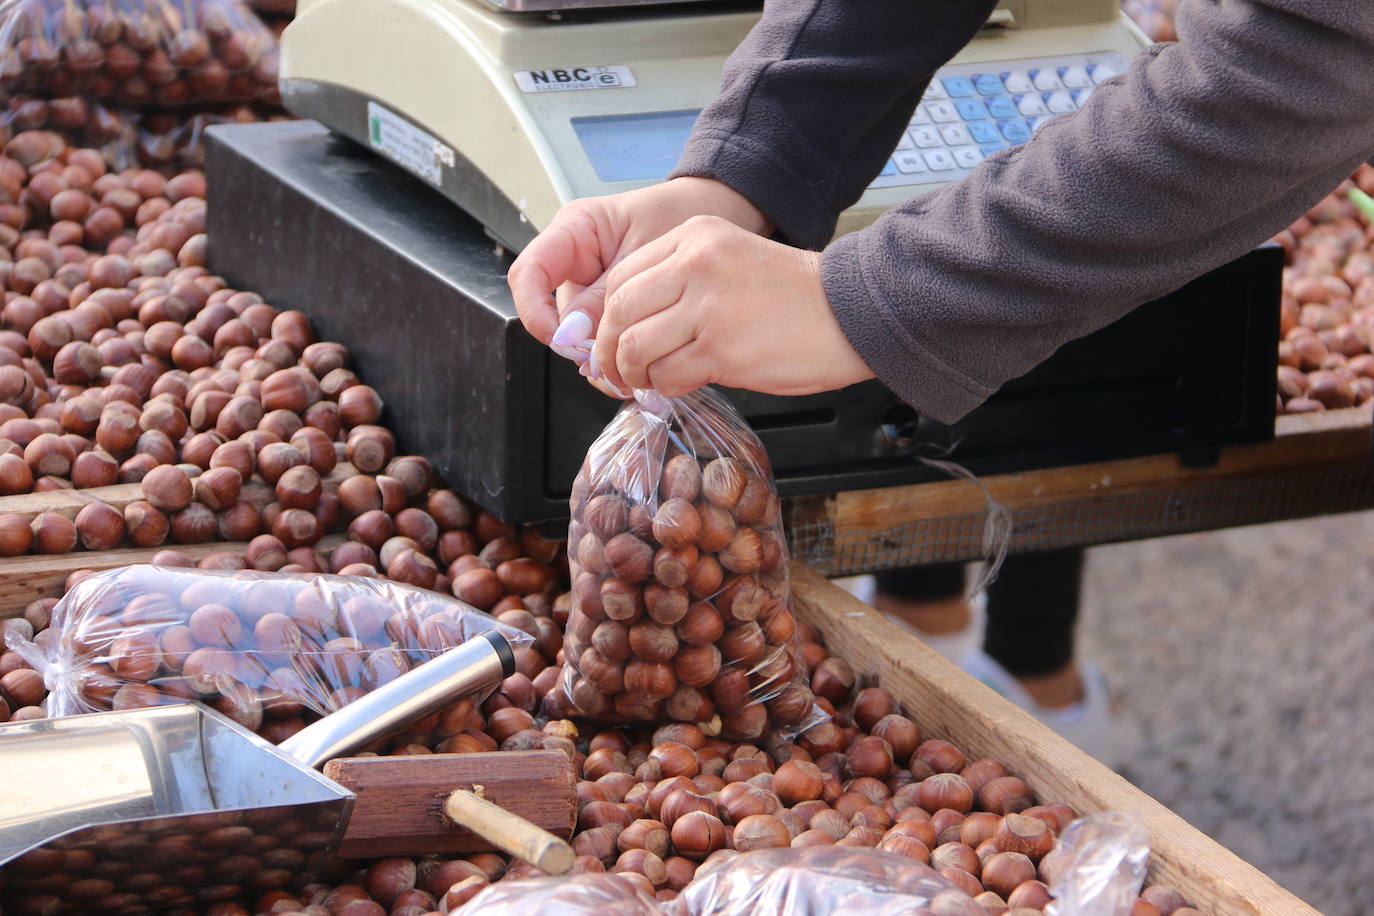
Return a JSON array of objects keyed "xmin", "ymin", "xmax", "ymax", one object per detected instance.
[
  {"xmin": 553, "ymin": 388, "xmax": 823, "ymax": 741},
  {"xmin": 0, "ymin": 0, "xmax": 281, "ymax": 108},
  {"xmin": 4, "ymin": 565, "xmax": 531, "ymax": 736}
]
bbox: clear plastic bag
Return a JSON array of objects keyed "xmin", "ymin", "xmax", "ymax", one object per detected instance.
[
  {"xmin": 0, "ymin": 92, "xmax": 127, "ymax": 147},
  {"xmin": 555, "ymin": 387, "xmax": 823, "ymax": 741},
  {"xmin": 0, "ymin": 0, "xmax": 280, "ymax": 107},
  {"xmin": 1042, "ymin": 811, "xmax": 1151, "ymax": 916},
  {"xmin": 670, "ymin": 847, "xmax": 983, "ymax": 916},
  {"xmin": 446, "ymin": 872, "xmax": 665, "ymax": 915},
  {"xmin": 4, "ymin": 564, "xmax": 532, "ymax": 744}
]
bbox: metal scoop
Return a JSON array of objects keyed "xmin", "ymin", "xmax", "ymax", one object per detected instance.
[{"xmin": 0, "ymin": 629, "xmax": 574, "ymax": 913}]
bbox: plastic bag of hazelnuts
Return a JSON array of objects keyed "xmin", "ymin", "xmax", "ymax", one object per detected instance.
[
  {"xmin": 4, "ymin": 564, "xmax": 532, "ymax": 742},
  {"xmin": 552, "ymin": 388, "xmax": 825, "ymax": 742},
  {"xmin": 0, "ymin": 0, "xmax": 281, "ymax": 108}
]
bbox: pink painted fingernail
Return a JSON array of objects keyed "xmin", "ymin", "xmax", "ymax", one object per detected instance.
[{"xmin": 552, "ymin": 310, "xmax": 593, "ymax": 349}]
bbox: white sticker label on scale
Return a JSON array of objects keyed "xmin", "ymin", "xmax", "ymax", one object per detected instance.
[
  {"xmin": 366, "ymin": 102, "xmax": 454, "ymax": 186},
  {"xmin": 513, "ymin": 66, "xmax": 637, "ymax": 93}
]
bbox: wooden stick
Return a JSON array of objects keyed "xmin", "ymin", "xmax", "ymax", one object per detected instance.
[
  {"xmin": 0, "ymin": 464, "xmax": 359, "ymax": 524},
  {"xmin": 788, "ymin": 561, "xmax": 1319, "ymax": 915},
  {"xmin": 0, "ymin": 535, "xmax": 346, "ymax": 616},
  {"xmin": 443, "ymin": 787, "xmax": 574, "ymax": 875}
]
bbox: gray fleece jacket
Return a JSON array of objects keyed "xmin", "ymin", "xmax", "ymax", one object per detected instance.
[{"xmin": 671, "ymin": 1, "xmax": 1374, "ymax": 423}]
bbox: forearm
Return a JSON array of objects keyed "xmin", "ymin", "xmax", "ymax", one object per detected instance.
[
  {"xmin": 825, "ymin": 0, "xmax": 1374, "ymax": 424},
  {"xmin": 669, "ymin": 0, "xmax": 998, "ymax": 249}
]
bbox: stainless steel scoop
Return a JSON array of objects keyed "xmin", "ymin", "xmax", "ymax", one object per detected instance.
[{"xmin": 0, "ymin": 629, "xmax": 515, "ymax": 912}]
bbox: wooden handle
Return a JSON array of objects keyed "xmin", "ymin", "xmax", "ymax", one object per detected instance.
[
  {"xmin": 443, "ymin": 787, "xmax": 574, "ymax": 875},
  {"xmin": 326, "ymin": 750, "xmax": 578, "ymax": 859}
]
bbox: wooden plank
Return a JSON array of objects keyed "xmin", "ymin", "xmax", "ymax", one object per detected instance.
[
  {"xmin": 0, "ymin": 534, "xmax": 346, "ymax": 615},
  {"xmin": 0, "ymin": 464, "xmax": 360, "ymax": 524},
  {"xmin": 833, "ymin": 408, "xmax": 1370, "ymax": 532},
  {"xmin": 788, "ymin": 562, "xmax": 1318, "ymax": 916},
  {"xmin": 324, "ymin": 750, "xmax": 578, "ymax": 859}
]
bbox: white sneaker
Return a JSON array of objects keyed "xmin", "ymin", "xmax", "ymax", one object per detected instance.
[
  {"xmin": 959, "ymin": 647, "xmax": 1122, "ymax": 771},
  {"xmin": 833, "ymin": 577, "xmax": 985, "ymax": 663}
]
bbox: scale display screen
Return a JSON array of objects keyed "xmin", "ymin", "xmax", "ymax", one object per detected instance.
[{"xmin": 570, "ymin": 109, "xmax": 702, "ymax": 183}]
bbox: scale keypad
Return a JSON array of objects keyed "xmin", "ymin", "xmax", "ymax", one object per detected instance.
[{"xmin": 868, "ymin": 52, "xmax": 1129, "ymax": 190}]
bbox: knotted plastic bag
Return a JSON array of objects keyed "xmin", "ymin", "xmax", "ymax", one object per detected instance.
[
  {"xmin": 5, "ymin": 565, "xmax": 531, "ymax": 746},
  {"xmin": 554, "ymin": 387, "xmax": 824, "ymax": 741}
]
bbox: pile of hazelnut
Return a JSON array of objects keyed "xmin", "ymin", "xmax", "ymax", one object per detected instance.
[
  {"xmin": 0, "ymin": 133, "xmax": 1202, "ymax": 914},
  {"xmin": 1273, "ymin": 166, "xmax": 1374, "ymax": 415}
]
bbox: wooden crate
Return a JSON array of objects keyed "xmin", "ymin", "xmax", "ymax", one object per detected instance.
[
  {"xmin": 788, "ymin": 406, "xmax": 1374, "ymax": 575},
  {"xmin": 789, "ymin": 562, "xmax": 1317, "ymax": 915}
]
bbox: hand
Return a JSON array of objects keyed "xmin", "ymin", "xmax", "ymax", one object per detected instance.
[
  {"xmin": 589, "ymin": 215, "xmax": 875, "ymax": 398},
  {"xmin": 507, "ymin": 178, "xmax": 771, "ymax": 350}
]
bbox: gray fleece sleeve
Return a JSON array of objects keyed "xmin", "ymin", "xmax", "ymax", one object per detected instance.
[
  {"xmin": 670, "ymin": 0, "xmax": 998, "ymax": 249},
  {"xmin": 826, "ymin": 0, "xmax": 1374, "ymax": 423},
  {"xmin": 678, "ymin": 1, "xmax": 1374, "ymax": 425}
]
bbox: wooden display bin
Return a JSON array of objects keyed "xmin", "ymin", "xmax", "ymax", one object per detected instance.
[{"xmin": 790, "ymin": 563, "xmax": 1317, "ymax": 915}]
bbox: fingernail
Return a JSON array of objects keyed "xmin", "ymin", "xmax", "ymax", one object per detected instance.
[
  {"xmin": 550, "ymin": 342, "xmax": 583, "ymax": 362},
  {"xmin": 578, "ymin": 362, "xmax": 591, "ymax": 377},
  {"xmin": 552, "ymin": 310, "xmax": 593, "ymax": 349},
  {"xmin": 587, "ymin": 355, "xmax": 603, "ymax": 380}
]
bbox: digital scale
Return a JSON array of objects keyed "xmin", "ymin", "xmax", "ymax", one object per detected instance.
[
  {"xmin": 201, "ymin": 0, "xmax": 1277, "ymax": 526},
  {"xmin": 279, "ymin": 0, "xmax": 1148, "ymax": 248}
]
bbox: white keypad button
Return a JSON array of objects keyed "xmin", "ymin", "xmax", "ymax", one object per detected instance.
[
  {"xmin": 939, "ymin": 124, "xmax": 972, "ymax": 145},
  {"xmin": 1045, "ymin": 90, "xmax": 1075, "ymax": 113},
  {"xmin": 1072, "ymin": 87, "xmax": 1094, "ymax": 106},
  {"xmin": 1030, "ymin": 116, "xmax": 1055, "ymax": 132},
  {"xmin": 1002, "ymin": 70, "xmax": 1034, "ymax": 93},
  {"xmin": 1015, "ymin": 94, "xmax": 1048, "ymax": 116},
  {"xmin": 951, "ymin": 146, "xmax": 983, "ymax": 168},
  {"xmin": 922, "ymin": 149, "xmax": 956, "ymax": 171},
  {"xmin": 910, "ymin": 105, "xmax": 932, "ymax": 125},
  {"xmin": 894, "ymin": 151, "xmax": 928, "ymax": 173},
  {"xmin": 895, "ymin": 130, "xmax": 914, "ymax": 150},
  {"xmin": 1061, "ymin": 65, "xmax": 1091, "ymax": 88},
  {"xmin": 910, "ymin": 126, "xmax": 941, "ymax": 148},
  {"xmin": 923, "ymin": 81, "xmax": 948, "ymax": 100},
  {"xmin": 1089, "ymin": 63, "xmax": 1119, "ymax": 84},
  {"xmin": 1031, "ymin": 69, "xmax": 1062, "ymax": 91},
  {"xmin": 925, "ymin": 101, "xmax": 958, "ymax": 122}
]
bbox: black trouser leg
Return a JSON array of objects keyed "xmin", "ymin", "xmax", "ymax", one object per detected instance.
[{"xmin": 872, "ymin": 548, "xmax": 1086, "ymax": 677}]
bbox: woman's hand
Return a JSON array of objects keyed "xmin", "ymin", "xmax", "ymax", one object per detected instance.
[
  {"xmin": 507, "ymin": 177, "xmax": 771, "ymax": 352},
  {"xmin": 588, "ymin": 215, "xmax": 875, "ymax": 398}
]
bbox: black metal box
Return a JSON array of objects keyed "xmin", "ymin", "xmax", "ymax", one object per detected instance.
[{"xmin": 205, "ymin": 121, "xmax": 1279, "ymax": 525}]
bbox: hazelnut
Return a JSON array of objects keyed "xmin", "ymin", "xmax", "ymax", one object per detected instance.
[
  {"xmin": 30, "ymin": 511, "xmax": 76, "ymax": 553},
  {"xmin": 170, "ymin": 503, "xmax": 217, "ymax": 543},
  {"xmin": 217, "ymin": 501, "xmax": 262, "ymax": 541},
  {"xmin": 257, "ymin": 442, "xmax": 305, "ymax": 484},
  {"xmin": 605, "ymin": 533, "xmax": 653, "ymax": 583},
  {"xmin": 583, "ymin": 493, "xmax": 628, "ymax": 541},
  {"xmin": 261, "ymin": 367, "xmax": 320, "ymax": 413},
  {"xmin": 979, "ymin": 777, "xmax": 1034, "ymax": 815},
  {"xmin": 0, "ymin": 512, "xmax": 34, "ymax": 555},
  {"xmin": 993, "ymin": 813, "xmax": 1054, "ymax": 861},
  {"xmin": 140, "ymin": 464, "xmax": 193, "ymax": 512},
  {"xmin": 732, "ymin": 814, "xmax": 790, "ymax": 852},
  {"xmin": 193, "ymin": 466, "xmax": 242, "ymax": 510},
  {"xmin": 982, "ymin": 852, "xmax": 1037, "ymax": 899},
  {"xmin": 345, "ymin": 425, "xmax": 395, "ymax": 473},
  {"xmin": 702, "ymin": 457, "xmax": 745, "ymax": 508},
  {"xmin": 872, "ymin": 714, "xmax": 921, "ymax": 761},
  {"xmin": 276, "ymin": 464, "xmax": 322, "ymax": 510},
  {"xmin": 124, "ymin": 500, "xmax": 169, "ymax": 547},
  {"xmin": 75, "ymin": 500, "xmax": 126, "ymax": 550},
  {"xmin": 338, "ymin": 384, "xmax": 383, "ymax": 426},
  {"xmin": 652, "ymin": 498, "xmax": 700, "ymax": 549},
  {"xmin": 669, "ymin": 811, "xmax": 726, "ymax": 860},
  {"xmin": 24, "ymin": 432, "xmax": 74, "ymax": 478}
]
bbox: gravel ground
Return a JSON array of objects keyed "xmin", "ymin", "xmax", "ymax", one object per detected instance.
[{"xmin": 1080, "ymin": 511, "xmax": 1374, "ymax": 915}]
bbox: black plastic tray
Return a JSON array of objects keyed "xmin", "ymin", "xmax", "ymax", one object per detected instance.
[{"xmin": 204, "ymin": 121, "xmax": 1279, "ymax": 526}]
